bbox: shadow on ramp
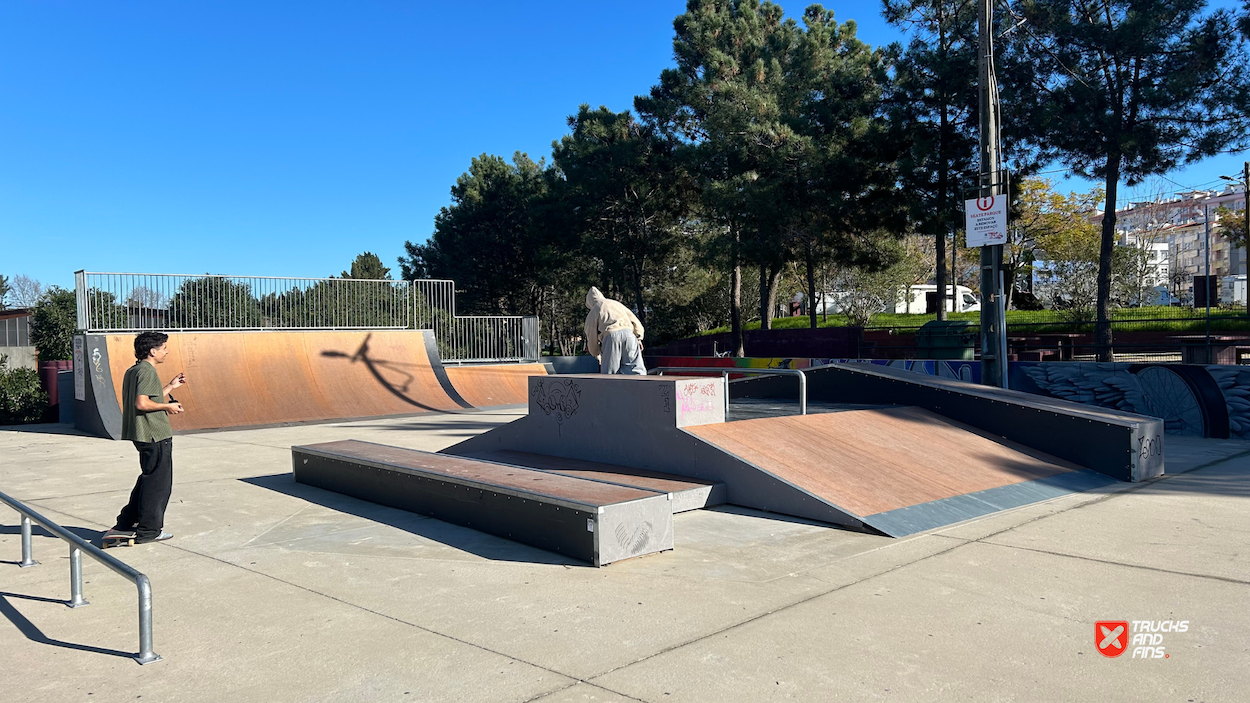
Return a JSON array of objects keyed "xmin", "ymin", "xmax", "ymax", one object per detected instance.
[
  {"xmin": 239, "ymin": 473, "xmax": 580, "ymax": 566},
  {"xmin": 321, "ymin": 333, "xmax": 448, "ymax": 413}
]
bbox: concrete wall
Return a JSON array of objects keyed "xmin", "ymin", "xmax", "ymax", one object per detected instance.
[{"xmin": 0, "ymin": 346, "xmax": 37, "ymax": 370}]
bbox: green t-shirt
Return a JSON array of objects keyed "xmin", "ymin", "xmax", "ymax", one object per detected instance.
[{"xmin": 121, "ymin": 361, "xmax": 173, "ymax": 442}]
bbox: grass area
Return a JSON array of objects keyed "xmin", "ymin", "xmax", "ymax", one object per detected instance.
[{"xmin": 700, "ymin": 306, "xmax": 1250, "ymax": 336}]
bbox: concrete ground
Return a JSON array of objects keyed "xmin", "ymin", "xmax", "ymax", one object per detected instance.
[{"xmin": 0, "ymin": 411, "xmax": 1247, "ymax": 703}]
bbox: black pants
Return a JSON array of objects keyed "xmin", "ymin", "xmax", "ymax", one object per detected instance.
[{"xmin": 114, "ymin": 438, "xmax": 174, "ymax": 540}]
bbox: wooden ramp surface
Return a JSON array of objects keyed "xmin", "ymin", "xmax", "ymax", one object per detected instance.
[
  {"xmin": 686, "ymin": 406, "xmax": 1107, "ymax": 535},
  {"xmin": 293, "ymin": 440, "xmax": 674, "ymax": 565},
  {"xmin": 445, "ymin": 363, "xmax": 548, "ymax": 407},
  {"xmin": 99, "ymin": 331, "xmax": 546, "ymax": 432},
  {"xmin": 454, "ymin": 449, "xmax": 725, "ymax": 512},
  {"xmin": 305, "ymin": 440, "xmax": 659, "ymax": 506}
]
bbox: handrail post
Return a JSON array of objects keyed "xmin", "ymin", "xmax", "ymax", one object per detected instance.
[
  {"xmin": 134, "ymin": 575, "xmax": 161, "ymax": 664},
  {"xmin": 723, "ymin": 371, "xmax": 730, "ymax": 414},
  {"xmin": 19, "ymin": 515, "xmax": 37, "ymax": 568},
  {"xmin": 798, "ymin": 370, "xmax": 807, "ymax": 415},
  {"xmin": 68, "ymin": 547, "xmax": 89, "ymax": 608}
]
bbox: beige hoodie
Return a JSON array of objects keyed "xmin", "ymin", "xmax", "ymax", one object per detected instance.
[{"xmin": 584, "ymin": 287, "xmax": 644, "ymax": 358}]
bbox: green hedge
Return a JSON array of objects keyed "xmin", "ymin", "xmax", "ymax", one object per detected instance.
[
  {"xmin": 0, "ymin": 355, "xmax": 47, "ymax": 425},
  {"xmin": 702, "ymin": 306, "xmax": 1250, "ymax": 336}
]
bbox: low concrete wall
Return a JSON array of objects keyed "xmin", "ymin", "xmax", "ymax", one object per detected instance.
[{"xmin": 0, "ymin": 346, "xmax": 37, "ymax": 370}]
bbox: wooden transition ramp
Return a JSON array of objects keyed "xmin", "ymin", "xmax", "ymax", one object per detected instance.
[
  {"xmin": 293, "ymin": 440, "xmax": 674, "ymax": 566},
  {"xmin": 684, "ymin": 406, "xmax": 1116, "ymax": 536},
  {"xmin": 445, "ymin": 374, "xmax": 1121, "ymax": 537},
  {"xmin": 75, "ymin": 330, "xmax": 548, "ymax": 437}
]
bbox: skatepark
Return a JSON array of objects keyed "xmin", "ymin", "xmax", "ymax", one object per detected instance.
[{"xmin": 2, "ymin": 274, "xmax": 1249, "ymax": 701}]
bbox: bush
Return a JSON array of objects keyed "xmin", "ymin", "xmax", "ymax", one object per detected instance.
[
  {"xmin": 0, "ymin": 355, "xmax": 47, "ymax": 424},
  {"xmin": 30, "ymin": 287, "xmax": 77, "ymax": 360}
]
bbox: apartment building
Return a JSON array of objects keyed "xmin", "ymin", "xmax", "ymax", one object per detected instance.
[{"xmin": 1095, "ymin": 185, "xmax": 1247, "ymax": 293}]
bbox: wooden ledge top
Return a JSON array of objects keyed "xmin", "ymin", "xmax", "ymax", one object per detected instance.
[{"xmin": 293, "ymin": 440, "xmax": 661, "ymax": 508}]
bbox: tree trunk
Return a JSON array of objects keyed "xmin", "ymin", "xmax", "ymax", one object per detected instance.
[
  {"xmin": 1003, "ymin": 258, "xmax": 1015, "ymax": 311},
  {"xmin": 759, "ymin": 266, "xmax": 770, "ymax": 330},
  {"xmin": 936, "ymin": 65, "xmax": 950, "ymax": 320},
  {"xmin": 730, "ymin": 229, "xmax": 745, "ymax": 357},
  {"xmin": 762, "ymin": 262, "xmax": 783, "ymax": 331},
  {"xmin": 1096, "ymin": 155, "xmax": 1121, "ymax": 362},
  {"xmin": 805, "ymin": 241, "xmax": 818, "ymax": 330},
  {"xmin": 632, "ymin": 265, "xmax": 646, "ymax": 328}
]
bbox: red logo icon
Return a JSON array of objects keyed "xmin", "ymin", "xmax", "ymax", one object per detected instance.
[
  {"xmin": 976, "ymin": 195, "xmax": 996, "ymax": 211},
  {"xmin": 1096, "ymin": 621, "xmax": 1129, "ymax": 658}
]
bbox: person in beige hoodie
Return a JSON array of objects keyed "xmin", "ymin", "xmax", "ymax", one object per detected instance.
[{"xmin": 584, "ymin": 286, "xmax": 647, "ymax": 374}]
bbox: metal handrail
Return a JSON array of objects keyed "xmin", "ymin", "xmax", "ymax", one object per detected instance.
[
  {"xmin": 648, "ymin": 367, "xmax": 807, "ymax": 415},
  {"xmin": 0, "ymin": 490, "xmax": 160, "ymax": 664}
]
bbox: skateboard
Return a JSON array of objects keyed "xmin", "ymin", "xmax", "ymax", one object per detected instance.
[{"xmin": 102, "ymin": 529, "xmax": 136, "ymax": 548}]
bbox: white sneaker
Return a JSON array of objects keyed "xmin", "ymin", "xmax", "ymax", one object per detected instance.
[{"xmin": 136, "ymin": 531, "xmax": 173, "ymax": 544}]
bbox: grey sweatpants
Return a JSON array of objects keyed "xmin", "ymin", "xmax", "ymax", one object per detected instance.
[{"xmin": 600, "ymin": 328, "xmax": 647, "ymax": 375}]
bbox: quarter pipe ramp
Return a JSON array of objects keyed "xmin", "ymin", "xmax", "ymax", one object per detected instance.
[{"xmin": 74, "ymin": 330, "xmax": 546, "ymax": 438}]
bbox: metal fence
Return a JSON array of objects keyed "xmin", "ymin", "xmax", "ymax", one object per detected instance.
[
  {"xmin": 1, "ymin": 315, "xmax": 30, "ymax": 347},
  {"xmin": 858, "ymin": 307, "xmax": 1250, "ymax": 364},
  {"xmin": 74, "ymin": 271, "xmax": 539, "ymax": 363}
]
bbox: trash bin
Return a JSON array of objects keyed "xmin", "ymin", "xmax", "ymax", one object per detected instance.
[{"xmin": 917, "ymin": 320, "xmax": 976, "ymax": 360}]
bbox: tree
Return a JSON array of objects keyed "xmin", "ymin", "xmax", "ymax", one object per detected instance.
[
  {"xmin": 1113, "ymin": 232, "xmax": 1165, "ymax": 307},
  {"xmin": 637, "ymin": 0, "xmax": 798, "ymax": 354},
  {"xmin": 10, "ymin": 275, "xmax": 45, "ymax": 307},
  {"xmin": 168, "ymin": 277, "xmax": 262, "ymax": 328},
  {"xmin": 551, "ymin": 105, "xmax": 690, "ymax": 326},
  {"xmin": 29, "ymin": 287, "xmax": 77, "ymax": 360},
  {"xmin": 782, "ymin": 6, "xmax": 905, "ymax": 330},
  {"xmin": 1012, "ymin": 0, "xmax": 1250, "ymax": 359},
  {"xmin": 1216, "ymin": 202, "xmax": 1249, "ymax": 315},
  {"xmin": 0, "ymin": 275, "xmax": 10, "ymax": 309},
  {"xmin": 823, "ymin": 234, "xmax": 930, "ymax": 326},
  {"xmin": 1007, "ymin": 177, "xmax": 1088, "ymax": 308},
  {"xmin": 341, "ymin": 252, "xmax": 392, "ymax": 280},
  {"xmin": 1215, "ymin": 204, "xmax": 1248, "ymax": 251},
  {"xmin": 883, "ymin": 0, "xmax": 980, "ymax": 321},
  {"xmin": 1031, "ymin": 187, "xmax": 1105, "ymax": 318},
  {"xmin": 399, "ymin": 152, "xmax": 553, "ymax": 315},
  {"xmin": 0, "ymin": 355, "xmax": 46, "ymax": 424}
]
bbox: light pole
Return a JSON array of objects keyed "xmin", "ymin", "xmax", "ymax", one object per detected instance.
[{"xmin": 1219, "ymin": 161, "xmax": 1249, "ymax": 317}]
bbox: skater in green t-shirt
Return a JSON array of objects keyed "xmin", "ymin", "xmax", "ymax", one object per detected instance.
[{"xmin": 103, "ymin": 331, "xmax": 186, "ymax": 545}]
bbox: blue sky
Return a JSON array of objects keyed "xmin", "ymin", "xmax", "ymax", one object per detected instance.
[{"xmin": 2, "ymin": 1, "xmax": 1245, "ymax": 292}]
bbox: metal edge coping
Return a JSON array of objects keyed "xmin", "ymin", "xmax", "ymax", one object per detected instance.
[
  {"xmin": 813, "ymin": 362, "xmax": 1160, "ymax": 428},
  {"xmin": 421, "ymin": 330, "xmax": 474, "ymax": 409},
  {"xmin": 291, "ymin": 442, "xmax": 665, "ymax": 512}
]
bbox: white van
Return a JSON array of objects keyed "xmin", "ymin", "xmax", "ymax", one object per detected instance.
[
  {"xmin": 813, "ymin": 284, "xmax": 980, "ymax": 315},
  {"xmin": 895, "ymin": 284, "xmax": 981, "ymax": 314}
]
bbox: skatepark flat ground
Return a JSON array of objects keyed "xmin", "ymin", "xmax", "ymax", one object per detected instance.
[{"xmin": 1, "ymin": 411, "xmax": 1248, "ymax": 702}]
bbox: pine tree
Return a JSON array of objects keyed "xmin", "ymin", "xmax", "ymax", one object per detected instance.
[{"xmin": 883, "ymin": 0, "xmax": 980, "ymax": 321}]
